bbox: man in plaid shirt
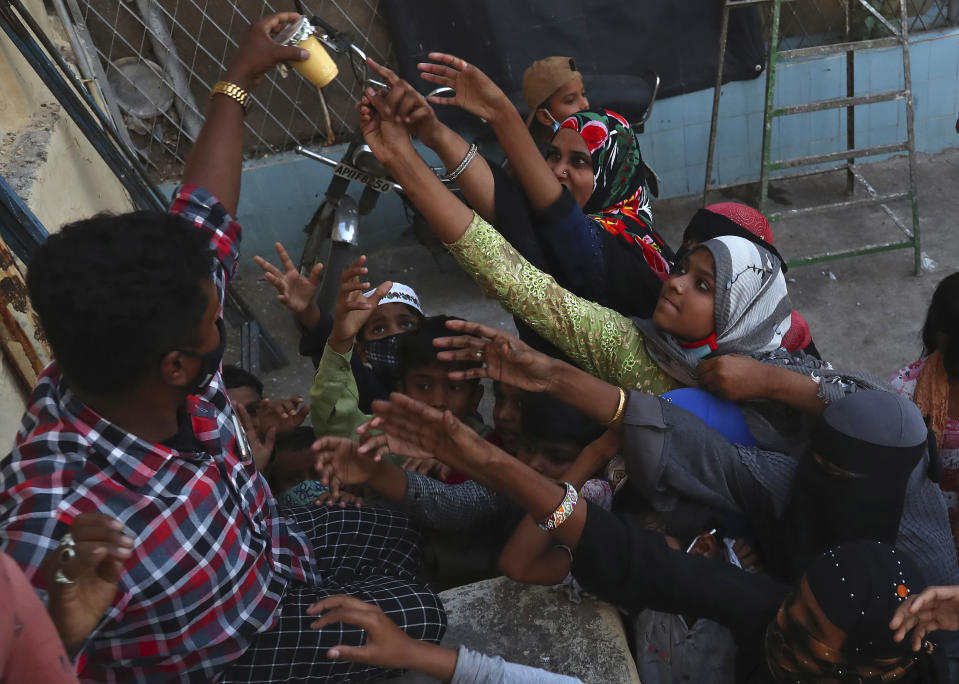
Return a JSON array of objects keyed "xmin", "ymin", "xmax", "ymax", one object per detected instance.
[{"xmin": 0, "ymin": 13, "xmax": 444, "ymax": 683}]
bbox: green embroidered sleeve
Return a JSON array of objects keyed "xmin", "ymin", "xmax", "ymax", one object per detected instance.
[
  {"xmin": 309, "ymin": 343, "xmax": 370, "ymax": 439},
  {"xmin": 446, "ymin": 214, "xmax": 678, "ymax": 395}
]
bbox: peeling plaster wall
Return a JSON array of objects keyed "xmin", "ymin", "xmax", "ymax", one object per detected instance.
[{"xmin": 0, "ymin": 0, "xmax": 134, "ymax": 449}]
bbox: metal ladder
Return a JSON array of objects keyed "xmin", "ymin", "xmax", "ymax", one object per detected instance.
[{"xmin": 703, "ymin": 0, "xmax": 921, "ymax": 274}]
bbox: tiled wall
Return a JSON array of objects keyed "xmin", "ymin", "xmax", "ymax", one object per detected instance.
[{"xmin": 643, "ymin": 25, "xmax": 959, "ymax": 197}]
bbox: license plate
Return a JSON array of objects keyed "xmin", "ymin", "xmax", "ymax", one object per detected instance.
[{"xmin": 332, "ymin": 162, "xmax": 393, "ymax": 194}]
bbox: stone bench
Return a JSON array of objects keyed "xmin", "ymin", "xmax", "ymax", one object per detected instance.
[{"xmin": 389, "ymin": 576, "xmax": 640, "ymax": 683}]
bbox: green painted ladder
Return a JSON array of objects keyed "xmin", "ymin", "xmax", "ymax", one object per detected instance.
[{"xmin": 703, "ymin": 0, "xmax": 921, "ymax": 274}]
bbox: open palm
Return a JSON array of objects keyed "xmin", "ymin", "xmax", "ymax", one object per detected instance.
[
  {"xmin": 369, "ymin": 394, "xmax": 482, "ymax": 475},
  {"xmin": 418, "ymin": 52, "xmax": 510, "ymax": 122},
  {"xmin": 434, "ymin": 319, "xmax": 555, "ymax": 392}
]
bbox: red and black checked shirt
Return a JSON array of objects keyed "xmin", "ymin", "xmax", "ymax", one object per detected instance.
[{"xmin": 0, "ymin": 186, "xmax": 321, "ymax": 683}]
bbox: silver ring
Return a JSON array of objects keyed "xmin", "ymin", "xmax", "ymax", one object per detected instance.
[
  {"xmin": 59, "ymin": 546, "xmax": 76, "ymax": 565},
  {"xmin": 54, "ymin": 567, "xmax": 75, "ymax": 584},
  {"xmin": 474, "ymin": 351, "xmax": 484, "ymax": 359},
  {"xmin": 57, "ymin": 531, "xmax": 77, "ymax": 566}
]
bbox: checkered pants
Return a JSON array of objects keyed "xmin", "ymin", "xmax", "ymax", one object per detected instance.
[{"xmin": 219, "ymin": 505, "xmax": 446, "ymax": 683}]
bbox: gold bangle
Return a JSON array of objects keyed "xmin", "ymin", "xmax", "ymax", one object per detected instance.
[
  {"xmin": 210, "ymin": 81, "xmax": 252, "ymax": 115},
  {"xmin": 605, "ymin": 387, "xmax": 626, "ymax": 426}
]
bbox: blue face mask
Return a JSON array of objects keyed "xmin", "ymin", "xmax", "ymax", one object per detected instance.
[{"xmin": 545, "ymin": 110, "xmax": 561, "ymax": 132}]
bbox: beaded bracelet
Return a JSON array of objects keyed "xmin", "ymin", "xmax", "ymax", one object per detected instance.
[
  {"xmin": 445, "ymin": 143, "xmax": 477, "ymax": 181},
  {"xmin": 537, "ymin": 482, "xmax": 579, "ymax": 531}
]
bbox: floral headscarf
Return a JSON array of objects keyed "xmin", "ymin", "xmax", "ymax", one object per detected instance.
[{"xmin": 558, "ymin": 109, "xmax": 672, "ymax": 278}]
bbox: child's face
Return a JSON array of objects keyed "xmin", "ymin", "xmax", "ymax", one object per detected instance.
[
  {"xmin": 546, "ymin": 74, "xmax": 589, "ymax": 122},
  {"xmin": 545, "ymin": 128, "xmax": 594, "ymax": 208},
  {"xmin": 652, "ymin": 248, "xmax": 716, "ymax": 342},
  {"xmin": 400, "ymin": 364, "xmax": 480, "ymax": 419},
  {"xmin": 492, "ymin": 383, "xmax": 523, "ymax": 454},
  {"xmin": 226, "ymin": 385, "xmax": 261, "ymax": 415},
  {"xmin": 362, "ymin": 302, "xmax": 420, "ymax": 342},
  {"xmin": 517, "ymin": 438, "xmax": 581, "ymax": 481}
]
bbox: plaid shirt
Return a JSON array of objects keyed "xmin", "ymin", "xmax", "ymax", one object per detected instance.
[{"xmin": 0, "ymin": 186, "xmax": 320, "ymax": 683}]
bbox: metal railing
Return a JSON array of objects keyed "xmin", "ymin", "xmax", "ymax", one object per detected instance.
[
  {"xmin": 62, "ymin": 0, "xmax": 393, "ymax": 180},
  {"xmin": 765, "ymin": 0, "xmax": 956, "ymax": 49}
]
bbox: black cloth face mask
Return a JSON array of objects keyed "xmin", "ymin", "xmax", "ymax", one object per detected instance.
[
  {"xmin": 177, "ymin": 317, "xmax": 226, "ymax": 395},
  {"xmin": 362, "ymin": 332, "xmax": 403, "ymax": 387}
]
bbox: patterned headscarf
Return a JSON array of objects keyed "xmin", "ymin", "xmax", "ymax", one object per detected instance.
[
  {"xmin": 558, "ymin": 110, "xmax": 672, "ymax": 278},
  {"xmin": 633, "ymin": 235, "xmax": 792, "ymax": 387}
]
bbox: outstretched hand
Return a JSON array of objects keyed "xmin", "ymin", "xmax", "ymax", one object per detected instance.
[
  {"xmin": 328, "ymin": 256, "xmax": 391, "ymax": 354},
  {"xmin": 367, "ymin": 393, "xmax": 493, "ymax": 478},
  {"xmin": 44, "ymin": 514, "xmax": 134, "ymax": 656},
  {"xmin": 364, "ymin": 58, "xmax": 444, "ymax": 147},
  {"xmin": 254, "ymin": 241, "xmax": 322, "ymax": 323},
  {"xmin": 357, "ymin": 87, "xmax": 419, "ymax": 169},
  {"xmin": 434, "ymin": 319, "xmax": 556, "ymax": 393},
  {"xmin": 418, "ymin": 52, "xmax": 511, "ymax": 123},
  {"xmin": 306, "ymin": 595, "xmax": 457, "ymax": 678},
  {"xmin": 890, "ymin": 585, "xmax": 959, "ymax": 651},
  {"xmin": 313, "ymin": 435, "xmax": 377, "ymax": 497}
]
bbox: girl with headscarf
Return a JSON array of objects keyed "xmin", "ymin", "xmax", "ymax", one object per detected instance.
[
  {"xmin": 360, "ymin": 59, "xmax": 669, "ymax": 325},
  {"xmin": 356, "ymin": 55, "xmax": 884, "ymax": 447}
]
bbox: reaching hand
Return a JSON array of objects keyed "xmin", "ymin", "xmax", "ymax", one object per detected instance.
[
  {"xmin": 234, "ymin": 401, "xmax": 276, "ymax": 472},
  {"xmin": 698, "ymin": 354, "xmax": 771, "ymax": 401},
  {"xmin": 357, "ymin": 89, "xmax": 418, "ymax": 169},
  {"xmin": 355, "ymin": 422, "xmax": 436, "ymax": 463},
  {"xmin": 367, "ymin": 393, "xmax": 492, "ymax": 477},
  {"xmin": 365, "ymin": 58, "xmax": 444, "ymax": 147},
  {"xmin": 44, "ymin": 514, "xmax": 134, "ymax": 656},
  {"xmin": 313, "ymin": 489, "xmax": 364, "ymax": 509},
  {"xmin": 313, "ymin": 435, "xmax": 380, "ymax": 494},
  {"xmin": 256, "ymin": 396, "xmax": 309, "ymax": 436},
  {"xmin": 890, "ymin": 585, "xmax": 959, "ymax": 651},
  {"xmin": 254, "ymin": 242, "xmax": 322, "ymax": 324},
  {"xmin": 418, "ymin": 52, "xmax": 511, "ymax": 123},
  {"xmin": 328, "ymin": 256, "xmax": 391, "ymax": 354},
  {"xmin": 307, "ymin": 595, "xmax": 457, "ymax": 678},
  {"xmin": 434, "ymin": 319, "xmax": 556, "ymax": 393},
  {"xmin": 225, "ymin": 13, "xmax": 310, "ymax": 91}
]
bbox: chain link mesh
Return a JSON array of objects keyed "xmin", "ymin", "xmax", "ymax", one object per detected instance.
[{"xmin": 73, "ymin": 0, "xmax": 393, "ymax": 181}]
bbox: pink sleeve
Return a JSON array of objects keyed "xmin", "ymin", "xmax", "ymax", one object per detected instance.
[{"xmin": 0, "ymin": 553, "xmax": 78, "ymax": 684}]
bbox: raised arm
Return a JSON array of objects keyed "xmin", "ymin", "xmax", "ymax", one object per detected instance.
[
  {"xmin": 359, "ymin": 90, "xmax": 673, "ymax": 394},
  {"xmin": 365, "ymin": 59, "xmax": 496, "ymax": 223},
  {"xmin": 419, "ymin": 53, "xmax": 564, "ymax": 212},
  {"xmin": 181, "ymin": 12, "xmax": 307, "ymax": 215}
]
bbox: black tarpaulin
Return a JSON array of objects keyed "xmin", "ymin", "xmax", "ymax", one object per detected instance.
[{"xmin": 384, "ymin": 0, "xmax": 764, "ymax": 128}]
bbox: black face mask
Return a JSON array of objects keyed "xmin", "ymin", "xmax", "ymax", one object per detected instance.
[
  {"xmin": 177, "ymin": 318, "xmax": 226, "ymax": 395},
  {"xmin": 362, "ymin": 332, "xmax": 403, "ymax": 387}
]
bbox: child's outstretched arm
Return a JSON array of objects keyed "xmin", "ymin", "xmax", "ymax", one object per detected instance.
[
  {"xmin": 364, "ymin": 59, "xmax": 497, "ymax": 224},
  {"xmin": 309, "ymin": 257, "xmax": 391, "ymax": 438}
]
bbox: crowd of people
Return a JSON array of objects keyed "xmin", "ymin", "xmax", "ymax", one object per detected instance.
[{"xmin": 1, "ymin": 11, "xmax": 959, "ymax": 684}]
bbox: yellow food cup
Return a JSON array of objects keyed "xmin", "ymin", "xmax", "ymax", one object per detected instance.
[{"xmin": 274, "ymin": 17, "xmax": 338, "ymax": 88}]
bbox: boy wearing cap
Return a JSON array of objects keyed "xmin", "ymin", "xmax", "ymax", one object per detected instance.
[
  {"xmin": 309, "ymin": 258, "xmax": 484, "ymax": 443},
  {"xmin": 523, "ymin": 56, "xmax": 589, "ymax": 144}
]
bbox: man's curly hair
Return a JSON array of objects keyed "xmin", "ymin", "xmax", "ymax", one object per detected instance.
[{"xmin": 27, "ymin": 211, "xmax": 214, "ymax": 396}]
